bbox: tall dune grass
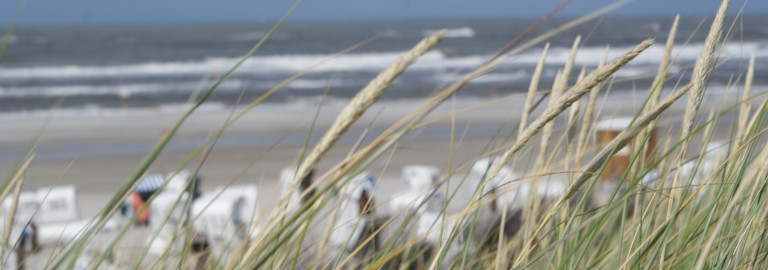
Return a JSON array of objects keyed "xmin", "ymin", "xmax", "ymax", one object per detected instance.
[{"xmin": 4, "ymin": 0, "xmax": 768, "ymax": 269}]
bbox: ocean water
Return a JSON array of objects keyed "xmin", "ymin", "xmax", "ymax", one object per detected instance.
[{"xmin": 1, "ymin": 16, "xmax": 767, "ymax": 116}]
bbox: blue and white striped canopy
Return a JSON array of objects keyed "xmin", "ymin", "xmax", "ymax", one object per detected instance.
[{"xmin": 136, "ymin": 173, "xmax": 164, "ymax": 193}]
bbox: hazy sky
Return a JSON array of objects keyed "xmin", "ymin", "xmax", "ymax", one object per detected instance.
[{"xmin": 0, "ymin": 0, "xmax": 763, "ymax": 26}]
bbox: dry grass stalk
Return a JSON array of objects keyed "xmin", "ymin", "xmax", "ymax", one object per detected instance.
[
  {"xmin": 576, "ymin": 46, "xmax": 609, "ymax": 160},
  {"xmin": 536, "ymin": 69, "xmax": 564, "ymax": 169},
  {"xmin": 649, "ymin": 15, "xmax": 680, "ymax": 108},
  {"xmin": 563, "ymin": 35, "xmax": 583, "ymax": 143},
  {"xmin": 515, "ymin": 82, "xmax": 693, "ymax": 267},
  {"xmin": 307, "ymin": 1, "xmax": 631, "ymax": 199},
  {"xmin": 265, "ymin": 12, "xmax": 609, "ymax": 266},
  {"xmin": 561, "ymin": 35, "xmax": 582, "ymax": 92},
  {"xmin": 750, "ymin": 100, "xmax": 768, "ymax": 167},
  {"xmin": 673, "ymin": 0, "xmax": 729, "ymax": 218},
  {"xmin": 549, "ymin": 36, "xmax": 581, "ymax": 129},
  {"xmin": 680, "ymin": 0, "xmax": 729, "ymax": 139},
  {"xmin": 535, "ymin": 34, "xmax": 578, "ymax": 171},
  {"xmin": 520, "ymin": 43, "xmax": 550, "ymax": 137},
  {"xmin": 0, "ymin": 154, "xmax": 34, "ymax": 207},
  {"xmin": 737, "ymin": 98, "xmax": 768, "ymax": 187},
  {"xmin": 289, "ymin": 31, "xmax": 444, "ymax": 196},
  {"xmin": 1, "ymin": 154, "xmax": 34, "ymax": 256},
  {"xmin": 568, "ymin": 68, "xmax": 587, "ymax": 131},
  {"xmin": 558, "ymin": 43, "xmax": 585, "ymax": 259},
  {"xmin": 630, "ymin": 16, "xmax": 680, "ymax": 176},
  {"xmin": 566, "ymin": 68, "xmax": 587, "ymax": 167},
  {"xmin": 285, "ymin": 8, "xmax": 636, "ymax": 268},
  {"xmin": 695, "ymin": 102, "xmax": 752, "ymax": 270},
  {"xmin": 459, "ymin": 40, "xmax": 654, "ymax": 264},
  {"xmin": 736, "ymin": 55, "xmax": 755, "ymax": 142},
  {"xmin": 489, "ymin": 39, "xmax": 654, "ymax": 182},
  {"xmin": 246, "ymin": 32, "xmax": 443, "ymax": 268},
  {"xmin": 737, "ymin": 99, "xmax": 768, "ymax": 212}
]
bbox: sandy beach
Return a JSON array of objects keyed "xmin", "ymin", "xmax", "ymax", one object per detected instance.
[
  {"xmin": 0, "ymin": 90, "xmax": 742, "ymax": 215},
  {"xmin": 0, "ymin": 89, "xmax": 746, "ymax": 269}
]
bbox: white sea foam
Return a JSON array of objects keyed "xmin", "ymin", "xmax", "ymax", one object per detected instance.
[
  {"xmin": 0, "ymin": 50, "xmax": 484, "ymax": 80},
  {"xmin": 0, "ymin": 102, "xmax": 230, "ymax": 120},
  {"xmin": 613, "ymin": 66, "xmax": 660, "ymax": 78},
  {"xmin": 0, "ymin": 78, "xmax": 349, "ymax": 97},
  {"xmin": 0, "ymin": 40, "xmax": 764, "ymax": 83},
  {"xmin": 424, "ymin": 27, "xmax": 475, "ymax": 38},
  {"xmin": 0, "ymin": 62, "xmax": 212, "ymax": 80},
  {"xmin": 228, "ymin": 31, "xmax": 266, "ymax": 42},
  {"xmin": 435, "ymin": 70, "xmax": 529, "ymax": 84},
  {"xmin": 283, "ymin": 95, "xmax": 349, "ymax": 107},
  {"xmin": 0, "ymin": 80, "xmax": 248, "ymax": 97},
  {"xmin": 1, "ymin": 83, "xmax": 762, "ymax": 121},
  {"xmin": 231, "ymin": 50, "xmax": 484, "ymax": 73},
  {"xmin": 510, "ymin": 41, "xmax": 768, "ymax": 66},
  {"xmin": 286, "ymin": 79, "xmax": 341, "ymax": 90}
]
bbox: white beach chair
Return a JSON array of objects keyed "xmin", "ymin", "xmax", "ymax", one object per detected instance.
[
  {"xmin": 471, "ymin": 157, "xmax": 525, "ymax": 212},
  {"xmin": 232, "ymin": 185, "xmax": 260, "ymax": 241},
  {"xmin": 0, "ymin": 187, "xmax": 83, "ymax": 269},
  {"xmin": 469, "ymin": 157, "xmax": 570, "ymax": 253},
  {"xmin": 0, "ymin": 197, "xmax": 22, "ymax": 269},
  {"xmin": 69, "ymin": 215, "xmax": 121, "ymax": 270},
  {"xmin": 279, "ymin": 167, "xmax": 299, "ymax": 203},
  {"xmin": 679, "ymin": 140, "xmax": 729, "ymax": 185},
  {"xmin": 328, "ymin": 172, "xmax": 376, "ymax": 252},
  {"xmin": 165, "ymin": 170, "xmax": 203, "ymax": 197},
  {"xmin": 471, "ymin": 157, "xmax": 568, "ymax": 212},
  {"xmin": 0, "ymin": 186, "xmax": 119, "ymax": 269},
  {"xmin": 389, "ymin": 165, "xmax": 452, "ymax": 245},
  {"xmin": 1, "ymin": 191, "xmax": 40, "ymax": 225},
  {"xmin": 386, "ymin": 165, "xmax": 463, "ymax": 267},
  {"xmin": 390, "ymin": 165, "xmax": 443, "ymax": 214},
  {"xmin": 641, "ymin": 140, "xmax": 729, "ymax": 198},
  {"xmin": 36, "ymin": 185, "xmax": 78, "ymax": 224},
  {"xmin": 165, "ymin": 171, "xmax": 190, "ymax": 194},
  {"xmin": 0, "ymin": 191, "xmax": 40, "ymax": 260},
  {"xmin": 191, "ymin": 185, "xmax": 259, "ymax": 262},
  {"xmin": 33, "ymin": 185, "xmax": 120, "ymax": 270},
  {"xmin": 147, "ymin": 191, "xmax": 190, "ymax": 256},
  {"xmin": 34, "ymin": 185, "xmax": 84, "ymax": 245},
  {"xmin": 278, "ymin": 167, "xmax": 315, "ymax": 213},
  {"xmin": 0, "ymin": 253, "xmax": 16, "ymax": 270}
]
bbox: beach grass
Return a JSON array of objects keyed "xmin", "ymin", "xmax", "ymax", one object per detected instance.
[{"xmin": 4, "ymin": 0, "xmax": 768, "ymax": 269}]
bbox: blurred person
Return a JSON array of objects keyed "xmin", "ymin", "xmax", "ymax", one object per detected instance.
[{"xmin": 133, "ymin": 173, "xmax": 164, "ymax": 226}]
